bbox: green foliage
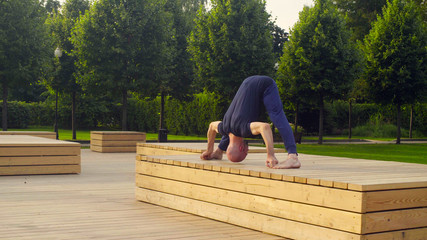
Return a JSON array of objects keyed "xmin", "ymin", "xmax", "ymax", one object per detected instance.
[
  {"xmin": 0, "ymin": 0, "xmax": 50, "ymax": 88},
  {"xmin": 165, "ymin": 91, "xmax": 223, "ymax": 135},
  {"xmin": 72, "ymin": 0, "xmax": 174, "ymax": 130},
  {"xmin": 278, "ymin": 0, "xmax": 362, "ymax": 103},
  {"xmin": 333, "ymin": 0, "xmax": 387, "ymax": 41},
  {"xmin": 188, "ymin": 0, "xmax": 275, "ymax": 99},
  {"xmin": 0, "ymin": 101, "xmax": 31, "ymax": 128},
  {"xmin": 126, "ymin": 92, "xmax": 223, "ymax": 135},
  {"xmin": 277, "ymin": 0, "xmax": 363, "ymax": 143},
  {"xmin": 0, "ymin": 0, "xmax": 51, "ymax": 130},
  {"xmin": 363, "ymin": 0, "xmax": 427, "ymax": 107}
]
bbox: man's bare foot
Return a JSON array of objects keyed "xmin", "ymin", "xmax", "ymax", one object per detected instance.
[
  {"xmin": 272, "ymin": 154, "xmax": 301, "ymax": 169},
  {"xmin": 210, "ymin": 148, "xmax": 223, "ymax": 160}
]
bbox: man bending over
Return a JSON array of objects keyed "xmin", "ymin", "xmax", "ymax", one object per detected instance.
[{"xmin": 200, "ymin": 75, "xmax": 301, "ymax": 169}]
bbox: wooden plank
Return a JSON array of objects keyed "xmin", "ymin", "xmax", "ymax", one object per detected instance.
[
  {"xmin": 135, "ymin": 160, "xmax": 364, "ymax": 213},
  {"xmin": 137, "ymin": 147, "xmax": 198, "ymax": 156},
  {"xmin": 362, "ymin": 208, "xmax": 427, "ymax": 234},
  {"xmin": 90, "ymin": 131, "xmax": 146, "ymax": 141},
  {"xmin": 136, "ymin": 174, "xmax": 364, "ymax": 233},
  {"xmin": 90, "ymin": 140, "xmax": 142, "ymax": 147},
  {"xmin": 0, "ymin": 131, "xmax": 56, "ymax": 139},
  {"xmin": 0, "ymin": 164, "xmax": 81, "ymax": 175},
  {"xmin": 0, "ymin": 146, "xmax": 80, "ymax": 156},
  {"xmin": 137, "ymin": 142, "xmax": 286, "ymax": 154},
  {"xmin": 135, "ymin": 187, "xmax": 361, "ymax": 240},
  {"xmin": 0, "ymin": 135, "xmax": 80, "ymax": 147},
  {"xmin": 361, "ymin": 228, "xmax": 427, "ymax": 240},
  {"xmin": 90, "ymin": 145, "xmax": 136, "ymax": 153},
  {"xmin": 349, "ymin": 178, "xmax": 427, "ymax": 191},
  {"xmin": 142, "ymin": 153, "xmax": 427, "ymax": 191},
  {"xmin": 0, "ymin": 155, "xmax": 80, "ymax": 166},
  {"xmin": 363, "ymin": 188, "xmax": 427, "ymax": 212}
]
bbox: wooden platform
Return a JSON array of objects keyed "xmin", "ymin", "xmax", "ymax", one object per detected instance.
[
  {"xmin": 0, "ymin": 150, "xmax": 284, "ymax": 240},
  {"xmin": 137, "ymin": 142, "xmax": 285, "ymax": 156},
  {"xmin": 0, "ymin": 135, "xmax": 81, "ymax": 175},
  {"xmin": 0, "ymin": 131, "xmax": 56, "ymax": 139},
  {"xmin": 90, "ymin": 131, "xmax": 146, "ymax": 153},
  {"xmin": 135, "ymin": 145, "xmax": 427, "ymax": 240}
]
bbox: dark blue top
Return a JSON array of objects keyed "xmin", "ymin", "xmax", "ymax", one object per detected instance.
[
  {"xmin": 218, "ymin": 75, "xmax": 274, "ymax": 138},
  {"xmin": 217, "ymin": 75, "xmax": 297, "ymax": 154}
]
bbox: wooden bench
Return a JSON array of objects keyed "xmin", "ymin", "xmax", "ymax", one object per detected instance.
[
  {"xmin": 135, "ymin": 147, "xmax": 427, "ymax": 240},
  {"xmin": 0, "ymin": 131, "xmax": 56, "ymax": 139},
  {"xmin": 90, "ymin": 131, "xmax": 146, "ymax": 153},
  {"xmin": 0, "ymin": 135, "xmax": 81, "ymax": 175}
]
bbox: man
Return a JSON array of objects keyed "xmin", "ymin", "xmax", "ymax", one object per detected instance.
[{"xmin": 200, "ymin": 75, "xmax": 301, "ymax": 169}]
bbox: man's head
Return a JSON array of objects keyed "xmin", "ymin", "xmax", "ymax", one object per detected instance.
[{"xmin": 226, "ymin": 137, "xmax": 249, "ymax": 162}]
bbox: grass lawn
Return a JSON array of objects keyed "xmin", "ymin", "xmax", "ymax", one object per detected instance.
[
  {"xmin": 9, "ymin": 126, "xmax": 207, "ymax": 141},
  {"xmin": 275, "ymin": 143, "xmax": 427, "ymax": 165}
]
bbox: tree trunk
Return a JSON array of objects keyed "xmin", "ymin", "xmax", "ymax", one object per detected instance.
[
  {"xmin": 72, "ymin": 91, "xmax": 76, "ymax": 140},
  {"xmin": 2, "ymin": 82, "xmax": 8, "ymax": 131},
  {"xmin": 396, "ymin": 104, "xmax": 401, "ymax": 144},
  {"xmin": 294, "ymin": 102, "xmax": 299, "ymax": 135},
  {"xmin": 348, "ymin": 99, "xmax": 352, "ymax": 139},
  {"xmin": 159, "ymin": 91, "xmax": 165, "ymax": 130},
  {"xmin": 318, "ymin": 96, "xmax": 324, "ymax": 145},
  {"xmin": 122, "ymin": 89, "xmax": 127, "ymax": 131},
  {"xmin": 54, "ymin": 89, "xmax": 59, "ymax": 140},
  {"xmin": 409, "ymin": 105, "xmax": 413, "ymax": 139}
]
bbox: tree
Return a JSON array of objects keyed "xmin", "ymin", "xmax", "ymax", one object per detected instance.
[
  {"xmin": 277, "ymin": 0, "xmax": 362, "ymax": 144},
  {"xmin": 363, "ymin": 0, "xmax": 426, "ymax": 144},
  {"xmin": 0, "ymin": 0, "xmax": 50, "ymax": 131},
  {"xmin": 188, "ymin": 0, "xmax": 275, "ymax": 100},
  {"xmin": 45, "ymin": 0, "xmax": 90, "ymax": 139},
  {"xmin": 72, "ymin": 0, "xmax": 173, "ymax": 130},
  {"xmin": 332, "ymin": 0, "xmax": 387, "ymax": 41},
  {"xmin": 153, "ymin": 0, "xmax": 206, "ymax": 139},
  {"xmin": 271, "ymin": 23, "xmax": 288, "ymax": 62}
]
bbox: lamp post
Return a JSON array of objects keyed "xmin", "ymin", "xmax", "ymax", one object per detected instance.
[{"xmin": 54, "ymin": 47, "xmax": 62, "ymax": 140}]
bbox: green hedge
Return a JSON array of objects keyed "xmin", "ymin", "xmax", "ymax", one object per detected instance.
[
  {"xmin": 127, "ymin": 91, "xmax": 224, "ymax": 136},
  {"xmin": 3, "ymin": 97, "xmax": 426, "ymax": 137}
]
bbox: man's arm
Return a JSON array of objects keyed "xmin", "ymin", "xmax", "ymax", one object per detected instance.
[
  {"xmin": 249, "ymin": 122, "xmax": 278, "ymax": 167},
  {"xmin": 200, "ymin": 121, "xmax": 223, "ymax": 160}
]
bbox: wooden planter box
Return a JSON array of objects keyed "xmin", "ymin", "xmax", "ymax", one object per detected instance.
[
  {"xmin": 90, "ymin": 131, "xmax": 146, "ymax": 153},
  {"xmin": 0, "ymin": 135, "xmax": 80, "ymax": 175},
  {"xmin": 135, "ymin": 146, "xmax": 427, "ymax": 240}
]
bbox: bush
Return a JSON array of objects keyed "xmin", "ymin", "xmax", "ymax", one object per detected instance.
[{"xmin": 0, "ymin": 101, "xmax": 31, "ymax": 128}]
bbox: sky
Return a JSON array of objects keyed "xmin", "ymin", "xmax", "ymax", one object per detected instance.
[{"xmin": 265, "ymin": 0, "xmax": 315, "ymax": 31}]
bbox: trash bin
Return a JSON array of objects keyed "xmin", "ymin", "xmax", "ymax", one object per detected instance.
[{"xmin": 158, "ymin": 129, "xmax": 168, "ymax": 142}]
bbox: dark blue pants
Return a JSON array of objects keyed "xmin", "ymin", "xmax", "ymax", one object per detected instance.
[{"xmin": 263, "ymin": 83, "xmax": 297, "ymax": 154}]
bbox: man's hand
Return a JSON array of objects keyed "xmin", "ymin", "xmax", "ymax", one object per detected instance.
[
  {"xmin": 266, "ymin": 154, "xmax": 279, "ymax": 168},
  {"xmin": 200, "ymin": 148, "xmax": 223, "ymax": 160},
  {"xmin": 200, "ymin": 151, "xmax": 213, "ymax": 160}
]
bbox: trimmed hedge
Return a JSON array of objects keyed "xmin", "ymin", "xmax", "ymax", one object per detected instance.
[{"xmin": 2, "ymin": 97, "xmax": 426, "ymax": 137}]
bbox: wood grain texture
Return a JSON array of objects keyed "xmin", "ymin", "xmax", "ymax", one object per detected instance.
[{"xmin": 0, "ymin": 149, "xmax": 283, "ymax": 240}]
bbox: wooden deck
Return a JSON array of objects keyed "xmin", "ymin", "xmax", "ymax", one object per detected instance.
[
  {"xmin": 136, "ymin": 143, "xmax": 427, "ymax": 240},
  {"xmin": 0, "ymin": 149, "xmax": 284, "ymax": 240}
]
